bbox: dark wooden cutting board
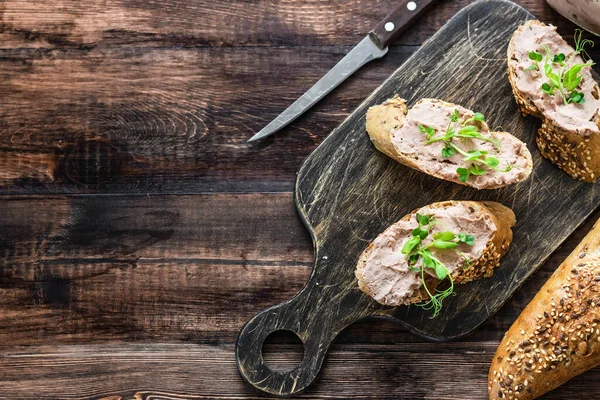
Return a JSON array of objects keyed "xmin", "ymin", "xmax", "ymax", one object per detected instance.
[{"xmin": 237, "ymin": 0, "xmax": 600, "ymax": 396}]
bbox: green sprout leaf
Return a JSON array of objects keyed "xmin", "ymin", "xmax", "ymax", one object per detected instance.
[
  {"xmin": 563, "ymin": 64, "xmax": 586, "ymax": 91},
  {"xmin": 412, "ymin": 227, "xmax": 428, "ymax": 240},
  {"xmin": 408, "ymin": 253, "xmax": 420, "ymax": 266},
  {"xmin": 553, "ymin": 53, "xmax": 566, "ymax": 65},
  {"xmin": 529, "ymin": 51, "xmax": 543, "ymax": 62},
  {"xmin": 432, "ymin": 240, "xmax": 459, "ymax": 249},
  {"xmin": 469, "ymin": 164, "xmax": 486, "ymax": 176},
  {"xmin": 457, "ymin": 167, "xmax": 470, "ymax": 182},
  {"xmin": 450, "ymin": 109, "xmax": 460, "ymax": 122},
  {"xmin": 458, "ymin": 126, "xmax": 479, "ymax": 136},
  {"xmin": 541, "ymin": 82, "xmax": 554, "ymax": 95},
  {"xmin": 472, "ymin": 112, "xmax": 485, "ymax": 122},
  {"xmin": 568, "ymin": 90, "xmax": 586, "ymax": 104},
  {"xmin": 464, "ymin": 150, "xmax": 489, "ymax": 161},
  {"xmin": 416, "ymin": 213, "xmax": 429, "ymax": 226},
  {"xmin": 419, "ymin": 125, "xmax": 436, "ymax": 139},
  {"xmin": 441, "ymin": 146, "xmax": 455, "ymax": 158},
  {"xmin": 483, "ymin": 156, "xmax": 500, "ymax": 168},
  {"xmin": 458, "ymin": 233, "xmax": 475, "ymax": 246},
  {"xmin": 433, "ymin": 231, "xmax": 456, "ymax": 241},
  {"xmin": 435, "ymin": 263, "xmax": 448, "ymax": 280},
  {"xmin": 401, "ymin": 236, "xmax": 421, "ymax": 255},
  {"xmin": 421, "ymin": 250, "xmax": 436, "ymax": 269}
]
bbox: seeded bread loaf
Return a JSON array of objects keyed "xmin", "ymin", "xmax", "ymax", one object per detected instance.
[
  {"xmin": 356, "ymin": 200, "xmax": 515, "ymax": 307},
  {"xmin": 508, "ymin": 20, "xmax": 600, "ymax": 182},
  {"xmin": 488, "ymin": 218, "xmax": 600, "ymax": 399},
  {"xmin": 366, "ymin": 96, "xmax": 532, "ymax": 189}
]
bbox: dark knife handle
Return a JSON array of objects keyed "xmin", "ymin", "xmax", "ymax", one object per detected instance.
[{"xmin": 369, "ymin": 0, "xmax": 438, "ymax": 49}]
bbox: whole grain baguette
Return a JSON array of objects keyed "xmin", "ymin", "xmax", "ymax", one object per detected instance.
[
  {"xmin": 507, "ymin": 20, "xmax": 600, "ymax": 182},
  {"xmin": 356, "ymin": 200, "xmax": 515, "ymax": 307},
  {"xmin": 489, "ymin": 218, "xmax": 600, "ymax": 399},
  {"xmin": 366, "ymin": 96, "xmax": 532, "ymax": 189}
]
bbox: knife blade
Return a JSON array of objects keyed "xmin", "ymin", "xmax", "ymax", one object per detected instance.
[{"xmin": 248, "ymin": 0, "xmax": 438, "ymax": 142}]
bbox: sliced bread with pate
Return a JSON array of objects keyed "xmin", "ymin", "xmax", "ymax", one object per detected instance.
[
  {"xmin": 356, "ymin": 201, "xmax": 515, "ymax": 313},
  {"xmin": 366, "ymin": 97, "xmax": 532, "ymax": 189}
]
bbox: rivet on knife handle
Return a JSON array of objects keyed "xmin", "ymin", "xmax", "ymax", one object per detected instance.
[{"xmin": 369, "ymin": 0, "xmax": 438, "ymax": 49}]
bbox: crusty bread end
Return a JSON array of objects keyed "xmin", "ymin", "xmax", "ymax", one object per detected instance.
[{"xmin": 507, "ymin": 20, "xmax": 600, "ymax": 182}]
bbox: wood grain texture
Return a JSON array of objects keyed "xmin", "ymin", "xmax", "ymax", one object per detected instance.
[
  {"xmin": 0, "ymin": 1, "xmax": 598, "ymax": 194},
  {"xmin": 237, "ymin": 1, "xmax": 600, "ymax": 395},
  {"xmin": 0, "ymin": 193, "xmax": 313, "ymax": 345},
  {"xmin": 0, "ymin": 45, "xmax": 416, "ymax": 193},
  {"xmin": 1, "ymin": 194, "xmax": 600, "ymax": 399},
  {"xmin": 0, "ymin": 0, "xmax": 590, "ymax": 48}
]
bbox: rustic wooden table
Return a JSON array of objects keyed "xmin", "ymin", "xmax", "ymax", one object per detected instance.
[{"xmin": 1, "ymin": 1, "xmax": 600, "ymax": 399}]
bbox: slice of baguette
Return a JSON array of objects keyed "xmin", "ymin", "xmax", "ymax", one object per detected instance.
[
  {"xmin": 489, "ymin": 218, "xmax": 600, "ymax": 399},
  {"xmin": 508, "ymin": 20, "xmax": 600, "ymax": 182},
  {"xmin": 356, "ymin": 200, "xmax": 515, "ymax": 307},
  {"xmin": 366, "ymin": 97, "xmax": 532, "ymax": 190}
]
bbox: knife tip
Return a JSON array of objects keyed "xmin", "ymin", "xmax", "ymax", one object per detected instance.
[{"xmin": 247, "ymin": 129, "xmax": 273, "ymax": 143}]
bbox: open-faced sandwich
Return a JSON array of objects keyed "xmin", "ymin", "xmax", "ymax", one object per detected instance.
[
  {"xmin": 508, "ymin": 21, "xmax": 600, "ymax": 182},
  {"xmin": 366, "ymin": 97, "xmax": 532, "ymax": 189},
  {"xmin": 489, "ymin": 217, "xmax": 600, "ymax": 399},
  {"xmin": 356, "ymin": 200, "xmax": 515, "ymax": 317}
]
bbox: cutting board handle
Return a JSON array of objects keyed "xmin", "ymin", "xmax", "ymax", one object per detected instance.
[{"xmin": 236, "ymin": 260, "xmax": 379, "ymax": 396}]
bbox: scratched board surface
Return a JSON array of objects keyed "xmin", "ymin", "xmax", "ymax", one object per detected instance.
[{"xmin": 236, "ymin": 0, "xmax": 600, "ymax": 396}]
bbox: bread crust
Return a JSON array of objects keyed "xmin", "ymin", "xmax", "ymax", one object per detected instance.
[
  {"xmin": 356, "ymin": 200, "xmax": 515, "ymax": 306},
  {"xmin": 488, "ymin": 218, "xmax": 600, "ymax": 399},
  {"xmin": 366, "ymin": 96, "xmax": 533, "ymax": 189},
  {"xmin": 507, "ymin": 20, "xmax": 600, "ymax": 182}
]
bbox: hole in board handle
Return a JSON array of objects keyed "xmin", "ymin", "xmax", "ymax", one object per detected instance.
[{"xmin": 262, "ymin": 330, "xmax": 305, "ymax": 373}]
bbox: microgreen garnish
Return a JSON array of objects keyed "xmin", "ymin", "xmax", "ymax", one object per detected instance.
[
  {"xmin": 526, "ymin": 51, "xmax": 543, "ymax": 71},
  {"xmin": 418, "ymin": 110, "xmax": 512, "ymax": 183},
  {"xmin": 401, "ymin": 213, "xmax": 475, "ymax": 318},
  {"xmin": 552, "ymin": 53, "xmax": 566, "ymax": 65},
  {"xmin": 525, "ymin": 29, "xmax": 595, "ymax": 105},
  {"xmin": 418, "ymin": 124, "xmax": 436, "ymax": 140}
]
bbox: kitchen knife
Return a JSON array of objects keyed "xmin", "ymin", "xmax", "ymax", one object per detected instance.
[{"xmin": 248, "ymin": 0, "xmax": 438, "ymax": 142}]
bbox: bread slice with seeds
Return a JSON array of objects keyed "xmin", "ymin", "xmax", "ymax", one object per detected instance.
[
  {"xmin": 489, "ymin": 217, "xmax": 600, "ymax": 399},
  {"xmin": 366, "ymin": 96, "xmax": 532, "ymax": 189},
  {"xmin": 355, "ymin": 200, "xmax": 515, "ymax": 309},
  {"xmin": 508, "ymin": 20, "xmax": 600, "ymax": 182}
]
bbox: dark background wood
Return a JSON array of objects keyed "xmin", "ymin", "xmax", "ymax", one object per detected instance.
[{"xmin": 1, "ymin": 0, "xmax": 600, "ymax": 398}]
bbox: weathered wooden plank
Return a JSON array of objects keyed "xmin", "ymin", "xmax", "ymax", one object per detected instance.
[
  {"xmin": 0, "ymin": 261, "xmax": 311, "ymax": 345},
  {"xmin": 0, "ymin": 0, "xmax": 589, "ymax": 48},
  {"xmin": 0, "ymin": 192, "xmax": 596, "ymax": 345},
  {"xmin": 0, "ymin": 194, "xmax": 599, "ymax": 398},
  {"xmin": 0, "ymin": 193, "xmax": 312, "ymax": 344},
  {"xmin": 0, "ymin": 46, "xmax": 415, "ymax": 194},
  {"xmin": 0, "ymin": 342, "xmax": 596, "ymax": 399},
  {"xmin": 0, "ymin": 193, "xmax": 312, "ymax": 263},
  {"xmin": 1, "ymin": 2, "xmax": 598, "ymax": 195}
]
